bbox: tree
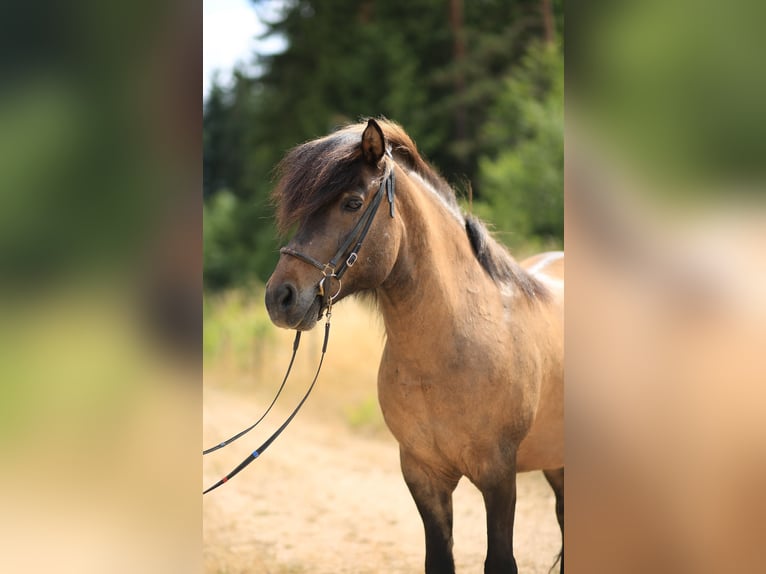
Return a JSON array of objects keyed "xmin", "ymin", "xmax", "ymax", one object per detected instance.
[
  {"xmin": 474, "ymin": 42, "xmax": 564, "ymax": 253},
  {"xmin": 203, "ymin": 0, "xmax": 565, "ymax": 288}
]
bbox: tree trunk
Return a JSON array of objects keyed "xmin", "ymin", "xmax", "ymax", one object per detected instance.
[
  {"xmin": 450, "ymin": 0, "xmax": 466, "ymax": 147},
  {"xmin": 541, "ymin": 0, "xmax": 555, "ymax": 44}
]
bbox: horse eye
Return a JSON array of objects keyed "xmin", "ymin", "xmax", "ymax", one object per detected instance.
[{"xmin": 343, "ymin": 197, "xmax": 363, "ymax": 212}]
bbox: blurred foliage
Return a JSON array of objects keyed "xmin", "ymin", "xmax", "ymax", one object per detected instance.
[
  {"xmin": 203, "ymin": 188, "xmax": 280, "ymax": 289},
  {"xmin": 474, "ymin": 42, "xmax": 563, "ymax": 252},
  {"xmin": 343, "ymin": 395, "xmax": 387, "ymax": 437},
  {"xmin": 204, "ymin": 0, "xmax": 564, "ymax": 288},
  {"xmin": 570, "ymin": 0, "xmax": 766, "ymax": 194},
  {"xmin": 0, "ymin": 78, "xmax": 156, "ymax": 289}
]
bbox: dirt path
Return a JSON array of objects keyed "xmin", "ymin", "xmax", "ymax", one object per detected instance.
[{"xmin": 203, "ymin": 386, "xmax": 561, "ymax": 574}]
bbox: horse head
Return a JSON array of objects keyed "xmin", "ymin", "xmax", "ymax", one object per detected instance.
[{"xmin": 265, "ymin": 119, "xmax": 401, "ymax": 330}]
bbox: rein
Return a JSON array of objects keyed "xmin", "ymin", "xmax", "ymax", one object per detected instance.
[
  {"xmin": 203, "ymin": 315, "xmax": 331, "ymax": 495},
  {"xmin": 203, "ymin": 158, "xmax": 396, "ymax": 495},
  {"xmin": 202, "ymin": 330, "xmax": 301, "ymax": 456}
]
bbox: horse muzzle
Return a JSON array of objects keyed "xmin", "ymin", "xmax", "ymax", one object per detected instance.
[{"xmin": 265, "ymin": 280, "xmax": 322, "ymax": 331}]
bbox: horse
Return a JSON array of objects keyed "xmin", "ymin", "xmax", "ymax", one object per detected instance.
[{"xmin": 264, "ymin": 118, "xmax": 564, "ymax": 574}]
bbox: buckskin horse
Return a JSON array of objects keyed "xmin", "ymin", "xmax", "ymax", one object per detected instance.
[{"xmin": 264, "ymin": 119, "xmax": 564, "ymax": 574}]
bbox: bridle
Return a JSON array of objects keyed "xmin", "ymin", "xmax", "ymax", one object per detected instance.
[
  {"xmin": 202, "ymin": 156, "xmax": 396, "ymax": 495},
  {"xmin": 280, "ymin": 154, "xmax": 396, "ymax": 318}
]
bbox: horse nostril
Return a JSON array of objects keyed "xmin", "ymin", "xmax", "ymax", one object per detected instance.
[{"xmin": 277, "ymin": 283, "xmax": 296, "ymax": 311}]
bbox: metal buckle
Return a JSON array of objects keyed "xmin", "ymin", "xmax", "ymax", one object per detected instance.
[
  {"xmin": 346, "ymin": 252, "xmax": 358, "ymax": 267},
  {"xmin": 318, "ymin": 274, "xmax": 342, "ymax": 302}
]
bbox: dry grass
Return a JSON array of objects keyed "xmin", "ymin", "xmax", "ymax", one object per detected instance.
[{"xmin": 203, "ymin": 288, "xmax": 387, "ymax": 436}]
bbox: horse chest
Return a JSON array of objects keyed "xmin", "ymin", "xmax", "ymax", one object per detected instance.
[{"xmin": 377, "ymin": 354, "xmax": 523, "ymax": 468}]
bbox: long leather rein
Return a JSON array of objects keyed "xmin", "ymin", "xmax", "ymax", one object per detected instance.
[{"xmin": 203, "ymin": 159, "xmax": 395, "ymax": 494}]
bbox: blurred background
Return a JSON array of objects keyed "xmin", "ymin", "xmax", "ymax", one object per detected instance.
[
  {"xmin": 0, "ymin": 1, "xmax": 201, "ymax": 573},
  {"xmin": 566, "ymin": 1, "xmax": 766, "ymax": 572},
  {"xmin": 3, "ymin": 0, "xmax": 765, "ymax": 571}
]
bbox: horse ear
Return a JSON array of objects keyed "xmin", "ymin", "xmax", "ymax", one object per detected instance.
[{"xmin": 361, "ymin": 119, "xmax": 386, "ymax": 166}]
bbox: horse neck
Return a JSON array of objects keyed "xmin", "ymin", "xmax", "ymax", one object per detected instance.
[{"xmin": 375, "ymin": 166, "xmax": 493, "ymax": 340}]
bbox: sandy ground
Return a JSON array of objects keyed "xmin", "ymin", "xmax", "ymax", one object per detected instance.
[{"xmin": 203, "ymin": 385, "xmax": 561, "ymax": 574}]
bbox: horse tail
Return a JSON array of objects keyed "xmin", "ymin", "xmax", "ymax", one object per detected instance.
[{"xmin": 548, "ymin": 548, "xmax": 563, "ymax": 574}]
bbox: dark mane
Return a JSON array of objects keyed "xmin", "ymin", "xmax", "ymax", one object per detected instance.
[
  {"xmin": 272, "ymin": 118, "xmax": 547, "ymax": 301},
  {"xmin": 465, "ymin": 215, "xmax": 549, "ymax": 300},
  {"xmin": 272, "ymin": 128, "xmax": 364, "ymax": 234}
]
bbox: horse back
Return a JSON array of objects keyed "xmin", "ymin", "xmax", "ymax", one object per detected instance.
[{"xmin": 521, "ymin": 251, "xmax": 564, "ymax": 285}]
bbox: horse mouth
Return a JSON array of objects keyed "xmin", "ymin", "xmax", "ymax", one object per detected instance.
[
  {"xmin": 265, "ymin": 280, "xmax": 324, "ymax": 331},
  {"xmin": 293, "ymin": 297, "xmax": 322, "ymax": 331}
]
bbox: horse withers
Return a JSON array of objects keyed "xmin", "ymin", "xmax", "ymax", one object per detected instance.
[{"xmin": 265, "ymin": 119, "xmax": 564, "ymax": 574}]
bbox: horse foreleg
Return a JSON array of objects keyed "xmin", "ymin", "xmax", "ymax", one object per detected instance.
[
  {"xmin": 543, "ymin": 467, "xmax": 564, "ymax": 573},
  {"xmin": 478, "ymin": 461, "xmax": 519, "ymax": 574},
  {"xmin": 400, "ymin": 449, "xmax": 459, "ymax": 574}
]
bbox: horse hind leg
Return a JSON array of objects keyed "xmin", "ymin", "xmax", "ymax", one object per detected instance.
[
  {"xmin": 400, "ymin": 449, "xmax": 460, "ymax": 574},
  {"xmin": 543, "ymin": 467, "xmax": 564, "ymax": 573}
]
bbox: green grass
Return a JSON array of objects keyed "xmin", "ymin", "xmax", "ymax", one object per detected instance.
[
  {"xmin": 203, "ymin": 286, "xmax": 277, "ymax": 371},
  {"xmin": 343, "ymin": 394, "xmax": 387, "ymax": 436}
]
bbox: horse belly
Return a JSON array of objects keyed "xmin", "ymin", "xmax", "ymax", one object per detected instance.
[
  {"xmin": 517, "ymin": 252, "xmax": 564, "ymax": 471},
  {"xmin": 516, "ymin": 419, "xmax": 563, "ymax": 471},
  {"xmin": 516, "ymin": 369, "xmax": 563, "ymax": 471}
]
